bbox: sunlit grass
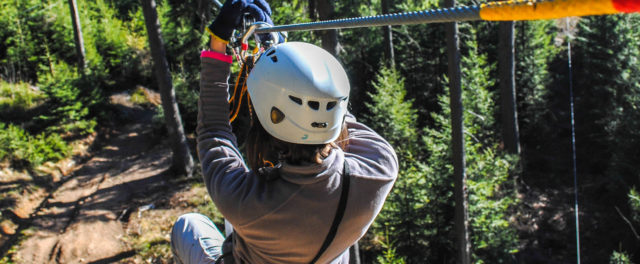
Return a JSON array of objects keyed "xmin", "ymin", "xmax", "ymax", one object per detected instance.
[
  {"xmin": 123, "ymin": 181, "xmax": 224, "ymax": 262},
  {"xmin": 0, "ymin": 81, "xmax": 45, "ymax": 112}
]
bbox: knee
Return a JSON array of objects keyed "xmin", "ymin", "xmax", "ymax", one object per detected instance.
[
  {"xmin": 171, "ymin": 213, "xmax": 224, "ymax": 263},
  {"xmin": 172, "ymin": 213, "xmax": 208, "ymax": 239},
  {"xmin": 172, "ymin": 213, "xmax": 208, "ymax": 259},
  {"xmin": 174, "ymin": 213, "xmax": 207, "ymax": 227}
]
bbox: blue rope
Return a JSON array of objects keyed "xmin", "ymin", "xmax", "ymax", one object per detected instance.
[
  {"xmin": 254, "ymin": 6, "xmax": 480, "ymax": 33},
  {"xmin": 566, "ymin": 21, "xmax": 581, "ymax": 264}
]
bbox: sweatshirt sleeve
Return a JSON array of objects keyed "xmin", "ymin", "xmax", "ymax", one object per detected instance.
[
  {"xmin": 197, "ymin": 53, "xmax": 255, "ymax": 224},
  {"xmin": 343, "ymin": 113, "xmax": 399, "ymax": 181}
]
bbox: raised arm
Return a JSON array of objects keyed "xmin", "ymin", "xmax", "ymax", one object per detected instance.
[{"xmin": 343, "ymin": 113, "xmax": 399, "ymax": 181}]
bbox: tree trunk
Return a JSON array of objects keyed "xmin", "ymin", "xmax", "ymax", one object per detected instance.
[
  {"xmin": 445, "ymin": 0, "xmax": 471, "ymax": 263},
  {"xmin": 498, "ymin": 21, "xmax": 521, "ymax": 155},
  {"xmin": 308, "ymin": 0, "xmax": 316, "ymax": 21},
  {"xmin": 381, "ymin": 0, "xmax": 395, "ymax": 68},
  {"xmin": 141, "ymin": 0, "xmax": 194, "ymax": 177},
  {"xmin": 67, "ymin": 0, "xmax": 85, "ymax": 72},
  {"xmin": 197, "ymin": 0, "xmax": 212, "ymax": 32},
  {"xmin": 315, "ymin": 0, "xmax": 340, "ymax": 56}
]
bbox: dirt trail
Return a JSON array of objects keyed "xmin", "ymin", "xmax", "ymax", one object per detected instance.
[{"xmin": 12, "ymin": 97, "xmax": 177, "ymax": 263}]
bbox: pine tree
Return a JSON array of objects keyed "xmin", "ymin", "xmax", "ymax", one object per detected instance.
[
  {"xmin": 363, "ymin": 65, "xmax": 434, "ymax": 262},
  {"xmin": 575, "ymin": 15, "xmax": 640, "ymax": 263},
  {"xmin": 540, "ymin": 14, "xmax": 640, "ymax": 262},
  {"xmin": 368, "ymin": 24, "xmax": 519, "ymax": 263},
  {"xmin": 422, "ymin": 24, "xmax": 518, "ymax": 263},
  {"xmin": 514, "ymin": 20, "xmax": 559, "ymax": 162}
]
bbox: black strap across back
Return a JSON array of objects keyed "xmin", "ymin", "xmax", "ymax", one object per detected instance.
[
  {"xmin": 216, "ymin": 161, "xmax": 351, "ymax": 264},
  {"xmin": 310, "ymin": 160, "xmax": 351, "ymax": 264}
]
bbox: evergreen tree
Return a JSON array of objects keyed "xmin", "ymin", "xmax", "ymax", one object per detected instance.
[
  {"xmin": 421, "ymin": 24, "xmax": 518, "ymax": 263},
  {"xmin": 539, "ymin": 14, "xmax": 640, "ymax": 262},
  {"xmin": 368, "ymin": 24, "xmax": 519, "ymax": 263},
  {"xmin": 514, "ymin": 20, "xmax": 558, "ymax": 162},
  {"xmin": 363, "ymin": 65, "xmax": 434, "ymax": 262}
]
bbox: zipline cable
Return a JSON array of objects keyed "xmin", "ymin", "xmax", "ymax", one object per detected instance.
[
  {"xmin": 256, "ymin": 6, "xmax": 480, "ymax": 33},
  {"xmin": 253, "ymin": 0, "xmax": 640, "ymax": 34},
  {"xmin": 565, "ymin": 18, "xmax": 581, "ymax": 264}
]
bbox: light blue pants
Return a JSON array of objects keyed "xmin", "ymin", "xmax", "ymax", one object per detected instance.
[{"xmin": 171, "ymin": 213, "xmax": 225, "ymax": 264}]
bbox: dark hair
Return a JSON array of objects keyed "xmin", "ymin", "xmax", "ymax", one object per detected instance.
[{"xmin": 246, "ymin": 117, "xmax": 349, "ymax": 173}]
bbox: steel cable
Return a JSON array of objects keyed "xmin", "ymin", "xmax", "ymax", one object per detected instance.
[{"xmin": 255, "ymin": 6, "xmax": 481, "ymax": 33}]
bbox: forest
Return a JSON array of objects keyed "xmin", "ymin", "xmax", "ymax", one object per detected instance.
[{"xmin": 0, "ymin": 0, "xmax": 639, "ymax": 263}]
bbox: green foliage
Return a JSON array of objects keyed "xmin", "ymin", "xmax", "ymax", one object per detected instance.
[
  {"xmin": 0, "ymin": 0, "xmax": 150, "ymax": 139},
  {"xmin": 466, "ymin": 149, "xmax": 518, "ymax": 259},
  {"xmin": 367, "ymin": 31, "xmax": 518, "ymax": 262},
  {"xmin": 376, "ymin": 228, "xmax": 406, "ymax": 264},
  {"xmin": 365, "ymin": 66, "xmax": 418, "ymax": 148},
  {"xmin": 418, "ymin": 25, "xmax": 518, "ymax": 263},
  {"xmin": 0, "ymin": 80, "xmax": 44, "ymax": 112},
  {"xmin": 80, "ymin": 0, "xmax": 148, "ymax": 87},
  {"xmin": 0, "ymin": 122, "xmax": 71, "ymax": 169},
  {"xmin": 0, "ymin": 0, "xmax": 51, "ymax": 81},
  {"xmin": 2, "ymin": 0, "xmax": 639, "ymax": 262},
  {"xmin": 158, "ymin": 0, "xmax": 206, "ymax": 72},
  {"xmin": 364, "ymin": 65, "xmax": 435, "ymax": 262},
  {"xmin": 604, "ymin": 15, "xmax": 640, "ymax": 190},
  {"xmin": 609, "ymin": 250, "xmax": 633, "ymax": 264},
  {"xmin": 515, "ymin": 20, "xmax": 559, "ymax": 142},
  {"xmin": 173, "ymin": 70, "xmax": 199, "ymax": 132},
  {"xmin": 151, "ymin": 104, "xmax": 170, "ymax": 137},
  {"xmin": 130, "ymin": 86, "xmax": 151, "ymax": 106},
  {"xmin": 270, "ymin": 0, "xmax": 314, "ymax": 43},
  {"xmin": 389, "ymin": 1, "xmax": 446, "ymax": 126},
  {"xmin": 567, "ymin": 15, "xmax": 640, "ymax": 184},
  {"xmin": 1, "ymin": 0, "xmax": 149, "ymax": 86},
  {"xmin": 37, "ymin": 61, "xmax": 97, "ymax": 135},
  {"xmin": 460, "ymin": 26, "xmax": 518, "ymax": 264},
  {"xmin": 534, "ymin": 14, "xmax": 640, "ymax": 261}
]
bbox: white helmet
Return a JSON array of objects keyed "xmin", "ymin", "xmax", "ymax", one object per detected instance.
[{"xmin": 247, "ymin": 42, "xmax": 350, "ymax": 144}]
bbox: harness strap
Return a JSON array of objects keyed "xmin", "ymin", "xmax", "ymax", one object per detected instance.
[{"xmin": 310, "ymin": 160, "xmax": 351, "ymax": 264}]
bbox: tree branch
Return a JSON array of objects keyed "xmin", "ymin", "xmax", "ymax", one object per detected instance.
[{"xmin": 614, "ymin": 206, "xmax": 640, "ymax": 241}]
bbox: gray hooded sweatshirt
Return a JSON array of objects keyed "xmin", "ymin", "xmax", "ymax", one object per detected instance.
[{"xmin": 197, "ymin": 55, "xmax": 398, "ymax": 264}]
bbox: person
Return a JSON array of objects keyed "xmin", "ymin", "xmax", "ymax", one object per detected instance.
[{"xmin": 170, "ymin": 0, "xmax": 398, "ymax": 263}]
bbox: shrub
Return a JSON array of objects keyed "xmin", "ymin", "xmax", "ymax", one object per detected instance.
[
  {"xmin": 0, "ymin": 122, "xmax": 71, "ymax": 169},
  {"xmin": 37, "ymin": 61, "xmax": 97, "ymax": 135},
  {"xmin": 609, "ymin": 250, "xmax": 632, "ymax": 264},
  {"xmin": 376, "ymin": 228, "xmax": 406, "ymax": 264},
  {"xmin": 0, "ymin": 80, "xmax": 45, "ymax": 112}
]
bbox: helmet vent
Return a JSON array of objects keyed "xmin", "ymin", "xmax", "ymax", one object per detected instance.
[
  {"xmin": 312, "ymin": 122, "xmax": 328, "ymax": 128},
  {"xmin": 266, "ymin": 49, "xmax": 276, "ymax": 56},
  {"xmin": 308, "ymin": 101, "xmax": 320, "ymax": 110},
  {"xmin": 326, "ymin": 101, "xmax": 337, "ymax": 111},
  {"xmin": 270, "ymin": 107, "xmax": 285, "ymax": 124},
  {"xmin": 289, "ymin": 95, "xmax": 303, "ymax": 105},
  {"xmin": 270, "ymin": 56, "xmax": 278, "ymax": 63}
]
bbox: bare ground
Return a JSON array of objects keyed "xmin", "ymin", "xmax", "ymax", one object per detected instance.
[{"xmin": 1, "ymin": 91, "xmax": 218, "ymax": 264}]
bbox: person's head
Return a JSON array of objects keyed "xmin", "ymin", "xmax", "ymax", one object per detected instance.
[{"xmin": 246, "ymin": 42, "xmax": 350, "ymax": 171}]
